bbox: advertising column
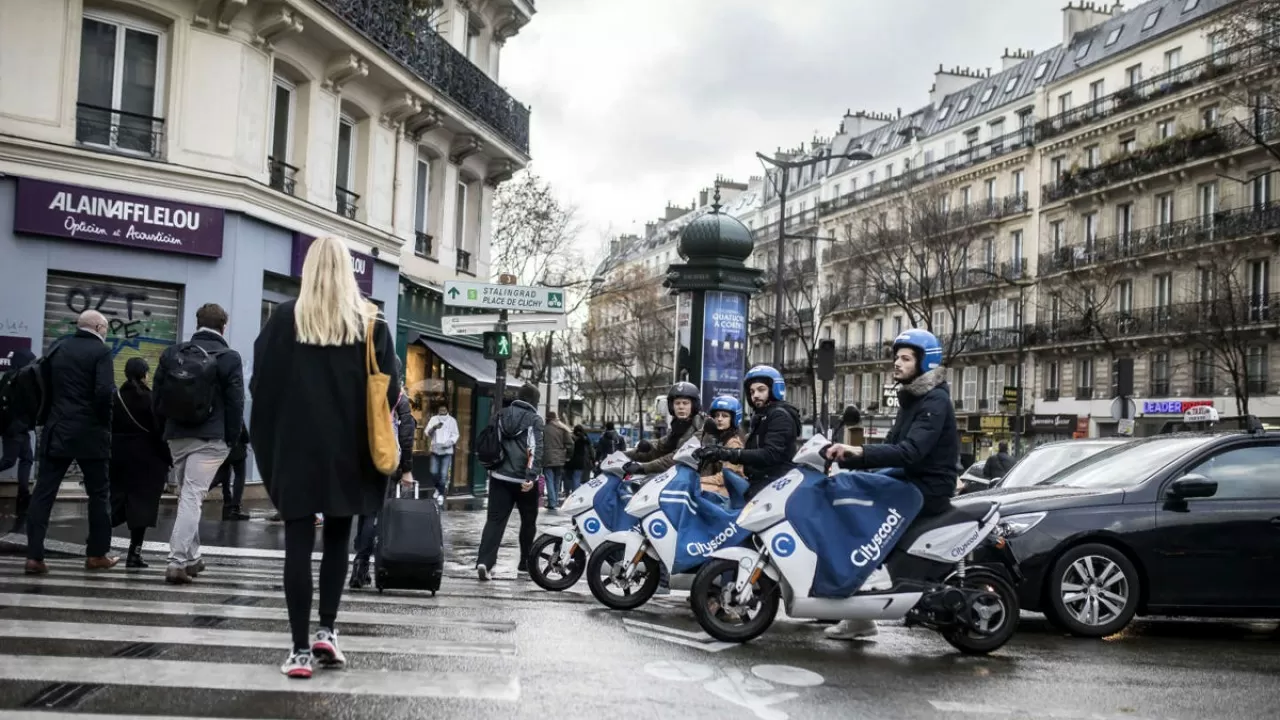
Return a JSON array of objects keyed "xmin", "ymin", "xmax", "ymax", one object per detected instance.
[{"xmin": 700, "ymin": 291, "xmax": 748, "ymax": 409}]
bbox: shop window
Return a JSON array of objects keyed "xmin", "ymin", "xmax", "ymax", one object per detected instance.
[{"xmin": 76, "ymin": 11, "xmax": 167, "ymax": 159}]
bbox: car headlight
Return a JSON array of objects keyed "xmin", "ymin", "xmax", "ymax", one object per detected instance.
[{"xmin": 999, "ymin": 512, "xmax": 1047, "ymax": 538}]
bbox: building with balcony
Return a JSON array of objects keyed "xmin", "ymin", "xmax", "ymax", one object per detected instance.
[{"xmin": 0, "ymin": 0, "xmax": 533, "ymax": 491}]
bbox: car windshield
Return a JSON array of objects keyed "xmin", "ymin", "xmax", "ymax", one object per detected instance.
[
  {"xmin": 1037, "ymin": 436, "xmax": 1221, "ymax": 490},
  {"xmin": 1000, "ymin": 442, "xmax": 1128, "ymax": 488}
]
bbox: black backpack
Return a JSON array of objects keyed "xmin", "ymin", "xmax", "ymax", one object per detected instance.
[
  {"xmin": 475, "ymin": 414, "xmax": 508, "ymax": 470},
  {"xmin": 157, "ymin": 342, "xmax": 223, "ymax": 425},
  {"xmin": 0, "ymin": 346, "xmax": 59, "ymax": 433}
]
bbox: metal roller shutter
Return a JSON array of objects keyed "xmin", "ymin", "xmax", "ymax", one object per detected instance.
[{"xmin": 43, "ymin": 272, "xmax": 183, "ymax": 387}]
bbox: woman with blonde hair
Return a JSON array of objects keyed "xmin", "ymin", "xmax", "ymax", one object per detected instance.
[{"xmin": 250, "ymin": 234, "xmax": 398, "ymax": 679}]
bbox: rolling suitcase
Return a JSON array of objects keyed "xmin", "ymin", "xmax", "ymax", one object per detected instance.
[{"xmin": 374, "ymin": 481, "xmax": 444, "ymax": 595}]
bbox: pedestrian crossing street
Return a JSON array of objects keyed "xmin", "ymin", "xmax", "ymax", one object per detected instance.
[{"xmin": 0, "ymin": 551, "xmax": 533, "ymax": 718}]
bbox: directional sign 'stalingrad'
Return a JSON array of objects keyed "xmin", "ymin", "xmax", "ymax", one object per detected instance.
[{"xmin": 444, "ymin": 281, "xmax": 567, "ymax": 313}]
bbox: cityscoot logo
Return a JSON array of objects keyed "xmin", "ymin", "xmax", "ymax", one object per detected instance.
[
  {"xmin": 686, "ymin": 524, "xmax": 740, "ymax": 557},
  {"xmin": 850, "ymin": 508, "xmax": 904, "ymax": 567}
]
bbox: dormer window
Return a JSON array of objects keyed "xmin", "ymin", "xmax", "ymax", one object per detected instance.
[
  {"xmin": 1074, "ymin": 41, "xmax": 1091, "ymax": 63},
  {"xmin": 1033, "ymin": 61, "xmax": 1049, "ymax": 80},
  {"xmin": 980, "ymin": 87, "xmax": 994, "ymax": 104},
  {"xmin": 939, "ymin": 105, "xmax": 951, "ymax": 121},
  {"xmin": 1105, "ymin": 26, "xmax": 1123, "ymax": 46},
  {"xmin": 1004, "ymin": 75, "xmax": 1019, "ymax": 93},
  {"xmin": 1143, "ymin": 10, "xmax": 1161, "ymax": 30},
  {"xmin": 1182, "ymin": 0, "xmax": 1199, "ymax": 13},
  {"xmin": 958, "ymin": 96, "xmax": 972, "ymax": 113}
]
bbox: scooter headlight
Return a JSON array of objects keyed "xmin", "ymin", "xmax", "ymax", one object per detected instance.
[
  {"xmin": 999, "ymin": 511, "xmax": 1047, "ymax": 538},
  {"xmin": 738, "ymin": 501, "xmax": 757, "ymax": 523}
]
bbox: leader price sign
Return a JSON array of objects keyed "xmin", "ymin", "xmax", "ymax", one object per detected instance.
[{"xmin": 443, "ymin": 281, "xmax": 567, "ymax": 313}]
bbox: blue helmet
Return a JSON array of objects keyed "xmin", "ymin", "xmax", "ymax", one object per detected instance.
[
  {"xmin": 743, "ymin": 365, "xmax": 786, "ymax": 402},
  {"xmin": 892, "ymin": 329, "xmax": 944, "ymax": 374},
  {"xmin": 708, "ymin": 395, "xmax": 743, "ymax": 426}
]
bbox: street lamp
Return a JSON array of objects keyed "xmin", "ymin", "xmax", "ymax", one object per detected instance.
[
  {"xmin": 757, "ymin": 145, "xmax": 874, "ymax": 369},
  {"xmin": 970, "ymin": 267, "xmax": 1035, "ymax": 454}
]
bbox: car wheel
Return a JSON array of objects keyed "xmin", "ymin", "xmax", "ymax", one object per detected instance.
[{"xmin": 1046, "ymin": 543, "xmax": 1140, "ymax": 638}]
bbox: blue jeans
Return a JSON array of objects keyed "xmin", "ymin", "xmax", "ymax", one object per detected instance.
[
  {"xmin": 429, "ymin": 453, "xmax": 453, "ymax": 496},
  {"xmin": 544, "ymin": 467, "xmax": 562, "ymax": 508},
  {"xmin": 567, "ymin": 469, "xmax": 584, "ymax": 495}
]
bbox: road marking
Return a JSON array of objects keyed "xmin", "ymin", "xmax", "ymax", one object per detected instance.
[
  {"xmin": 928, "ymin": 701, "xmax": 1177, "ymax": 719},
  {"xmin": 644, "ymin": 660, "xmax": 716, "ymax": 682},
  {"xmin": 0, "ymin": 532, "xmax": 336, "ymax": 562},
  {"xmin": 0, "ymin": 655, "xmax": 520, "ymax": 701},
  {"xmin": 621, "ymin": 619, "xmax": 736, "ymax": 652},
  {"xmin": 0, "ymin": 713, "xmax": 248, "ymax": 720},
  {"xmin": 0, "ymin": 620, "xmax": 516, "ymax": 658},
  {"xmin": 752, "ymin": 665, "xmax": 824, "ymax": 688},
  {"xmin": 0, "ymin": 593, "xmax": 515, "ymax": 632},
  {"xmin": 0, "ymin": 557, "xmax": 285, "ymax": 582}
]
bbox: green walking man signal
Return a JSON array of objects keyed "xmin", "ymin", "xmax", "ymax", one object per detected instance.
[{"xmin": 483, "ymin": 331, "xmax": 512, "ymax": 360}]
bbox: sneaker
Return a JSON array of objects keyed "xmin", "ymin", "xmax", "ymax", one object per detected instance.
[
  {"xmin": 517, "ymin": 559, "xmax": 529, "ymax": 574},
  {"xmin": 824, "ymin": 619, "xmax": 879, "ymax": 640},
  {"xmin": 477, "ymin": 564, "xmax": 491, "ymax": 581},
  {"xmin": 311, "ymin": 628, "xmax": 346, "ymax": 669},
  {"xmin": 185, "ymin": 558, "xmax": 206, "ymax": 577},
  {"xmin": 165, "ymin": 566, "xmax": 193, "ymax": 585},
  {"xmin": 280, "ymin": 650, "xmax": 313, "ymax": 679}
]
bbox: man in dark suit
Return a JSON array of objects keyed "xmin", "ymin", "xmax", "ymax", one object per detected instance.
[{"xmin": 24, "ymin": 310, "xmax": 118, "ymax": 574}]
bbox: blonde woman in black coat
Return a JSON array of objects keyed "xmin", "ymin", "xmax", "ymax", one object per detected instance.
[{"xmin": 250, "ymin": 234, "xmax": 398, "ymax": 679}]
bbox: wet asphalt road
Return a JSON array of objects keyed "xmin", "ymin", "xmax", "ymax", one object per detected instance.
[{"xmin": 0, "ymin": 497, "xmax": 1276, "ymax": 720}]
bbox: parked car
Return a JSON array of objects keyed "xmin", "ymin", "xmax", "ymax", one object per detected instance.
[
  {"xmin": 990, "ymin": 438, "xmax": 1133, "ymax": 491},
  {"xmin": 963, "ymin": 426, "xmax": 1280, "ymax": 638},
  {"xmin": 957, "ymin": 459, "xmax": 987, "ymax": 492}
]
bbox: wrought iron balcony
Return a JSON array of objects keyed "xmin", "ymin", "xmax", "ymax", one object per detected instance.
[
  {"xmin": 1038, "ymin": 204, "xmax": 1280, "ymax": 276},
  {"xmin": 1043, "ymin": 120, "xmax": 1277, "ymax": 203},
  {"xmin": 316, "ymin": 0, "xmax": 531, "ymax": 154},
  {"xmin": 1076, "ymin": 386, "xmax": 1094, "ymax": 400},
  {"xmin": 456, "ymin": 248, "xmax": 473, "ymax": 275},
  {"xmin": 414, "ymin": 231, "xmax": 433, "ymax": 258},
  {"xmin": 1024, "ymin": 293, "xmax": 1280, "ymax": 348},
  {"xmin": 335, "ymin": 185, "xmax": 360, "ymax": 219},
  {"xmin": 836, "ymin": 343, "xmax": 892, "ymax": 364},
  {"xmin": 1044, "ymin": 388, "xmax": 1060, "ymax": 401},
  {"xmin": 1036, "ymin": 33, "xmax": 1280, "ymax": 142},
  {"xmin": 75, "ymin": 102, "xmax": 165, "ymax": 159},
  {"xmin": 1149, "ymin": 381, "xmax": 1171, "ymax": 398},
  {"xmin": 268, "ymin": 157, "xmax": 299, "ymax": 195}
]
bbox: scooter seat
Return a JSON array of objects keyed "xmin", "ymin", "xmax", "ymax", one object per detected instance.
[{"xmin": 896, "ymin": 500, "xmax": 995, "ymax": 551}]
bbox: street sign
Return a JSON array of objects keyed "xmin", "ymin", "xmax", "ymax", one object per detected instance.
[
  {"xmin": 441, "ymin": 312, "xmax": 567, "ymax": 336},
  {"xmin": 483, "ymin": 331, "xmax": 512, "ymax": 360},
  {"xmin": 443, "ymin": 280, "xmax": 567, "ymax": 313},
  {"xmin": 441, "ymin": 313, "xmax": 502, "ymax": 337}
]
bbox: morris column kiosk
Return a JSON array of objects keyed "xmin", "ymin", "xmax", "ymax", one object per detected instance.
[{"xmin": 663, "ymin": 189, "xmax": 764, "ymax": 411}]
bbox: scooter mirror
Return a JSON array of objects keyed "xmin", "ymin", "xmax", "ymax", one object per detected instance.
[
  {"xmin": 599, "ymin": 451, "xmax": 631, "ymax": 476},
  {"xmin": 674, "ymin": 437, "xmax": 702, "ymax": 469},
  {"xmin": 793, "ymin": 433, "xmax": 830, "ymax": 472}
]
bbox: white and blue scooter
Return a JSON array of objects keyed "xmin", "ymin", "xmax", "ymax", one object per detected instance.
[
  {"xmin": 585, "ymin": 438, "xmax": 749, "ymax": 611},
  {"xmin": 527, "ymin": 452, "xmax": 645, "ymax": 591},
  {"xmin": 688, "ymin": 434, "xmax": 1023, "ymax": 655}
]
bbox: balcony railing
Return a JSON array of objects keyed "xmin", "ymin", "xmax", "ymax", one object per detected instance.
[
  {"xmin": 1044, "ymin": 388, "xmax": 1061, "ymax": 401},
  {"xmin": 1038, "ymin": 204, "xmax": 1280, "ymax": 275},
  {"xmin": 456, "ymin": 248, "xmax": 473, "ymax": 275},
  {"xmin": 75, "ymin": 102, "xmax": 164, "ymax": 159},
  {"xmin": 836, "ymin": 343, "xmax": 893, "ymax": 364},
  {"xmin": 1247, "ymin": 379, "xmax": 1271, "ymax": 394},
  {"xmin": 335, "ymin": 186, "xmax": 360, "ymax": 219},
  {"xmin": 1036, "ymin": 33, "xmax": 1280, "ymax": 142},
  {"xmin": 1076, "ymin": 386, "xmax": 1094, "ymax": 400},
  {"xmin": 1149, "ymin": 381, "xmax": 1171, "ymax": 398},
  {"xmin": 1024, "ymin": 293, "xmax": 1280, "ymax": 347},
  {"xmin": 1043, "ymin": 119, "xmax": 1278, "ymax": 203},
  {"xmin": 317, "ymin": 0, "xmax": 531, "ymax": 154},
  {"xmin": 414, "ymin": 231, "xmax": 433, "ymax": 259},
  {"xmin": 1193, "ymin": 379, "xmax": 1215, "ymax": 396},
  {"xmin": 268, "ymin": 157, "xmax": 299, "ymax": 195}
]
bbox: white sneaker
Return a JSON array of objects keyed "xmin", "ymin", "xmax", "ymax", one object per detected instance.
[
  {"xmin": 310, "ymin": 627, "xmax": 346, "ymax": 669},
  {"xmin": 477, "ymin": 564, "xmax": 491, "ymax": 581},
  {"xmin": 280, "ymin": 650, "xmax": 313, "ymax": 679},
  {"xmin": 824, "ymin": 619, "xmax": 879, "ymax": 640},
  {"xmin": 858, "ymin": 566, "xmax": 893, "ymax": 592}
]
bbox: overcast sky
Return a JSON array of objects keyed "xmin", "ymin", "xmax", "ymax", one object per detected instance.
[{"xmin": 501, "ymin": 0, "xmax": 1070, "ymax": 252}]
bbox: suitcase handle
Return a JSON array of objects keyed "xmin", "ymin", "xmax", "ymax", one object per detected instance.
[{"xmin": 396, "ymin": 480, "xmax": 419, "ymax": 500}]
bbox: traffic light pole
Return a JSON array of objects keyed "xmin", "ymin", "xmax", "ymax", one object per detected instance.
[{"xmin": 493, "ymin": 308, "xmax": 508, "ymax": 409}]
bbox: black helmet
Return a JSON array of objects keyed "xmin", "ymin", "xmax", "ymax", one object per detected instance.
[{"xmin": 667, "ymin": 381, "xmax": 702, "ymax": 416}]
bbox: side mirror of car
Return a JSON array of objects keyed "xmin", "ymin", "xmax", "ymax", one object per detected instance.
[{"xmin": 1167, "ymin": 474, "xmax": 1218, "ymax": 500}]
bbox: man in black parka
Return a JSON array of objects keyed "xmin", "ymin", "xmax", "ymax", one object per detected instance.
[{"xmin": 695, "ymin": 365, "xmax": 801, "ymax": 501}]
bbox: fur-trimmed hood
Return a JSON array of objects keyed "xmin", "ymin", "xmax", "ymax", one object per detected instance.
[{"xmin": 900, "ymin": 368, "xmax": 949, "ymax": 398}]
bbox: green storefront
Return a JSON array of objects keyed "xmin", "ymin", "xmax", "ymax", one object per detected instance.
[{"xmin": 397, "ymin": 276, "xmax": 522, "ymax": 496}]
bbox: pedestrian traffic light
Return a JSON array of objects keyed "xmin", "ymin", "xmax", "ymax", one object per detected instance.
[
  {"xmin": 483, "ymin": 331, "xmax": 512, "ymax": 360},
  {"xmin": 816, "ymin": 340, "xmax": 836, "ymax": 382}
]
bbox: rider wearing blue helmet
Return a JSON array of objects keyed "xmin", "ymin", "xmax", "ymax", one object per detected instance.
[
  {"xmin": 825, "ymin": 328, "xmax": 959, "ymax": 515},
  {"xmin": 695, "ymin": 365, "xmax": 801, "ymax": 500},
  {"xmin": 694, "ymin": 396, "xmax": 746, "ymax": 500}
]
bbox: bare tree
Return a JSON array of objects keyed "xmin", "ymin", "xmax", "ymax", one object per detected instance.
[
  {"xmin": 840, "ymin": 187, "xmax": 1009, "ymax": 364},
  {"xmin": 491, "ymin": 170, "xmax": 583, "ymax": 287}
]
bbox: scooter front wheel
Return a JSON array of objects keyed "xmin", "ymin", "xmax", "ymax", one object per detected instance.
[
  {"xmin": 690, "ymin": 558, "xmax": 779, "ymax": 644},
  {"xmin": 585, "ymin": 540, "xmax": 661, "ymax": 610},
  {"xmin": 528, "ymin": 533, "xmax": 586, "ymax": 591},
  {"xmin": 941, "ymin": 569, "xmax": 1020, "ymax": 655}
]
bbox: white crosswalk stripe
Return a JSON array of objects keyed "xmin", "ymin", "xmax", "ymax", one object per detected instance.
[{"xmin": 0, "ymin": 553, "xmax": 523, "ymax": 715}]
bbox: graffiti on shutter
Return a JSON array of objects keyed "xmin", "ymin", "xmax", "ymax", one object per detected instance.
[{"xmin": 43, "ymin": 273, "xmax": 182, "ymax": 387}]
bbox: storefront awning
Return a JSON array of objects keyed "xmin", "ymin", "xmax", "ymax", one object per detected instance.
[{"xmin": 421, "ymin": 339, "xmax": 523, "ymax": 388}]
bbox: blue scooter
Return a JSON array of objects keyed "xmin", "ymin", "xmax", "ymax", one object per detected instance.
[{"xmin": 586, "ymin": 438, "xmax": 749, "ymax": 611}]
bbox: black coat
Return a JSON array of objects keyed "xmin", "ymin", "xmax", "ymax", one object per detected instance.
[
  {"xmin": 841, "ymin": 368, "xmax": 959, "ymax": 514},
  {"xmin": 394, "ymin": 392, "xmax": 415, "ymax": 475},
  {"xmin": 984, "ymin": 451, "xmax": 1014, "ymax": 479},
  {"xmin": 740, "ymin": 401, "xmax": 802, "ymax": 498},
  {"xmin": 1, "ymin": 348, "xmax": 36, "ymax": 435},
  {"xmin": 41, "ymin": 330, "xmax": 113, "ymax": 460},
  {"xmin": 109, "ymin": 382, "xmax": 171, "ymax": 528},
  {"xmin": 153, "ymin": 330, "xmax": 245, "ymax": 446},
  {"xmin": 249, "ymin": 301, "xmax": 399, "ymax": 521},
  {"xmin": 570, "ymin": 434, "xmax": 593, "ymax": 471},
  {"xmin": 490, "ymin": 400, "xmax": 544, "ymax": 483},
  {"xmin": 595, "ymin": 429, "xmax": 625, "ymax": 461}
]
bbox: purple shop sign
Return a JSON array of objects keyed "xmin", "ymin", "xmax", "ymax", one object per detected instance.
[
  {"xmin": 0, "ymin": 336, "xmax": 32, "ymax": 371},
  {"xmin": 290, "ymin": 233, "xmax": 375, "ymax": 297},
  {"xmin": 14, "ymin": 178, "xmax": 224, "ymax": 258}
]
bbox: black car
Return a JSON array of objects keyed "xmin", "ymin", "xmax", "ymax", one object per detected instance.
[{"xmin": 962, "ymin": 428, "xmax": 1280, "ymax": 638}]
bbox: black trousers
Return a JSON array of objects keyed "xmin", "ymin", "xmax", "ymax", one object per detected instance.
[
  {"xmin": 211, "ymin": 456, "xmax": 246, "ymax": 508},
  {"xmin": 0, "ymin": 432, "xmax": 33, "ymax": 515},
  {"xmin": 26, "ymin": 455, "xmax": 111, "ymax": 561},
  {"xmin": 476, "ymin": 478, "xmax": 540, "ymax": 570},
  {"xmin": 283, "ymin": 515, "xmax": 353, "ymax": 652}
]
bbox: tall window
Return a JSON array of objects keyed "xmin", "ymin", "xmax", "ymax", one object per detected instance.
[
  {"xmin": 1151, "ymin": 352, "xmax": 1171, "ymax": 396},
  {"xmin": 1247, "ymin": 346, "xmax": 1268, "ymax": 392},
  {"xmin": 335, "ymin": 118, "xmax": 357, "ymax": 218},
  {"xmin": 1125, "ymin": 64, "xmax": 1143, "ymax": 86},
  {"xmin": 1051, "ymin": 156, "xmax": 1066, "ymax": 180},
  {"xmin": 1116, "ymin": 203, "xmax": 1134, "ymax": 250},
  {"xmin": 268, "ymin": 77, "xmax": 296, "ymax": 194},
  {"xmin": 465, "ymin": 19, "xmax": 480, "ymax": 62},
  {"xmin": 77, "ymin": 13, "xmax": 165, "ymax": 157},
  {"xmin": 984, "ymin": 178, "xmax": 997, "ymax": 201},
  {"xmin": 1154, "ymin": 274, "xmax": 1173, "ymax": 325},
  {"xmin": 962, "ymin": 367, "xmax": 979, "ymax": 413},
  {"xmin": 1089, "ymin": 79, "xmax": 1105, "ymax": 103},
  {"xmin": 1046, "ymin": 361, "xmax": 1060, "ymax": 394},
  {"xmin": 1198, "ymin": 181, "xmax": 1218, "ymax": 220},
  {"xmin": 1011, "ymin": 230, "xmax": 1024, "ymax": 271},
  {"xmin": 1084, "ymin": 212, "xmax": 1098, "ymax": 251},
  {"xmin": 1077, "ymin": 358, "xmax": 1095, "ymax": 397},
  {"xmin": 455, "ymin": 181, "xmax": 469, "ymax": 251},
  {"xmin": 1164, "ymin": 47, "xmax": 1182, "ymax": 72},
  {"xmin": 1251, "ymin": 170, "xmax": 1272, "ymax": 209},
  {"xmin": 1013, "ymin": 170, "xmax": 1025, "ymax": 196},
  {"xmin": 1085, "ymin": 145, "xmax": 1101, "ymax": 168},
  {"xmin": 1058, "ymin": 92, "xmax": 1072, "ymax": 115},
  {"xmin": 1050, "ymin": 220, "xmax": 1064, "ymax": 252},
  {"xmin": 1118, "ymin": 279, "xmax": 1134, "ymax": 314},
  {"xmin": 413, "ymin": 157, "xmax": 432, "ymax": 257},
  {"xmin": 1249, "ymin": 259, "xmax": 1271, "ymax": 321},
  {"xmin": 982, "ymin": 237, "xmax": 996, "ymax": 271},
  {"xmin": 1156, "ymin": 193, "xmax": 1174, "ymax": 227},
  {"xmin": 1193, "ymin": 349, "xmax": 1214, "ymax": 395}
]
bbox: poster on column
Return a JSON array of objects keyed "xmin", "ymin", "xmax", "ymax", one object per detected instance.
[
  {"xmin": 674, "ymin": 292, "xmax": 693, "ymax": 382},
  {"xmin": 700, "ymin": 291, "xmax": 747, "ymax": 409}
]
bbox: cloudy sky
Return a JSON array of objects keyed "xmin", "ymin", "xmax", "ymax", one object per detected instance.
[{"xmin": 501, "ymin": 0, "xmax": 1070, "ymax": 252}]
